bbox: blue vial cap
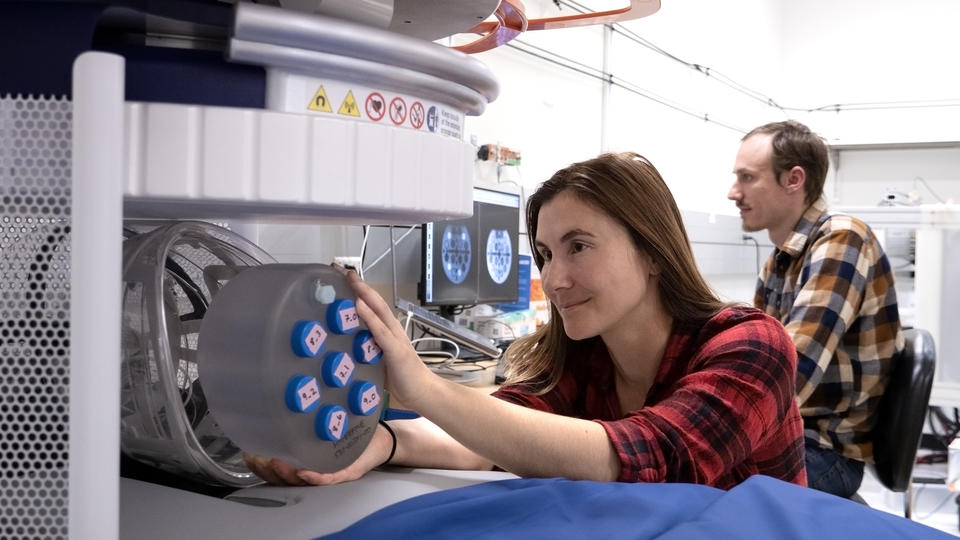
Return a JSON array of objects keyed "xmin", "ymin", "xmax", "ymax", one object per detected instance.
[
  {"xmin": 327, "ymin": 299, "xmax": 361, "ymax": 335},
  {"xmin": 315, "ymin": 404, "xmax": 349, "ymax": 441},
  {"xmin": 353, "ymin": 330, "xmax": 383, "ymax": 364},
  {"xmin": 321, "ymin": 351, "xmax": 356, "ymax": 388},
  {"xmin": 284, "ymin": 375, "xmax": 321, "ymax": 413},
  {"xmin": 291, "ymin": 320, "xmax": 328, "ymax": 358},
  {"xmin": 348, "ymin": 381, "xmax": 381, "ymax": 416}
]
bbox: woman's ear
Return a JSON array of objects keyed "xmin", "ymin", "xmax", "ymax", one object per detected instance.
[{"xmin": 643, "ymin": 251, "xmax": 661, "ymax": 276}]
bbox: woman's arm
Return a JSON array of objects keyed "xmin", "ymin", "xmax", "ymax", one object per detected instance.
[
  {"xmin": 388, "ymin": 417, "xmax": 491, "ymax": 470},
  {"xmin": 245, "ymin": 416, "xmax": 493, "ymax": 486},
  {"xmin": 410, "ymin": 378, "xmax": 621, "ymax": 481},
  {"xmin": 350, "ymin": 271, "xmax": 621, "ymax": 482}
]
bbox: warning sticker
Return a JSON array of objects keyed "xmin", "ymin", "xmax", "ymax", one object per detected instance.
[
  {"xmin": 438, "ymin": 108, "xmax": 462, "ymax": 139},
  {"xmin": 308, "ymin": 86, "xmax": 332, "ymax": 113},
  {"xmin": 389, "ymin": 97, "xmax": 407, "ymax": 125},
  {"xmin": 365, "ymin": 92, "xmax": 385, "ymax": 122},
  {"xmin": 272, "ymin": 74, "xmax": 466, "ymax": 138},
  {"xmin": 409, "ymin": 101, "xmax": 425, "ymax": 130},
  {"xmin": 338, "ymin": 91, "xmax": 360, "ymax": 117}
]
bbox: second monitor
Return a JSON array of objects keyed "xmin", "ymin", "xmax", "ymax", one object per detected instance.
[{"xmin": 420, "ymin": 186, "xmax": 521, "ymax": 309}]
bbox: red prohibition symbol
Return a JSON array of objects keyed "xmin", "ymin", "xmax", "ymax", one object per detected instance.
[
  {"xmin": 409, "ymin": 101, "xmax": 425, "ymax": 129},
  {"xmin": 389, "ymin": 97, "xmax": 407, "ymax": 125},
  {"xmin": 365, "ymin": 92, "xmax": 385, "ymax": 122}
]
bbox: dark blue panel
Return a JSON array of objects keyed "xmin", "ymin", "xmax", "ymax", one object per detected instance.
[{"xmin": 0, "ymin": 1, "xmax": 264, "ymax": 108}]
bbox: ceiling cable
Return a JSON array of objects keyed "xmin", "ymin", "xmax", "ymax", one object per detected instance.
[
  {"xmin": 552, "ymin": 0, "xmax": 960, "ymax": 114},
  {"xmin": 506, "ymin": 38, "xmax": 747, "ymax": 133}
]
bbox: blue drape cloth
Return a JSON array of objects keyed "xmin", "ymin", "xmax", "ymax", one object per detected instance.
[{"xmin": 320, "ymin": 475, "xmax": 954, "ymax": 539}]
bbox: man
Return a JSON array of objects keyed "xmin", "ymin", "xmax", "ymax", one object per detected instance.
[{"xmin": 728, "ymin": 120, "xmax": 903, "ymax": 498}]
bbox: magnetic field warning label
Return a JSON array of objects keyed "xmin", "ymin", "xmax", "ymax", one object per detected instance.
[{"xmin": 302, "ymin": 80, "xmax": 462, "ymax": 139}]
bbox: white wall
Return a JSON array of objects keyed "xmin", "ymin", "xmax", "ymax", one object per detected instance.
[
  {"xmin": 465, "ymin": 0, "xmax": 791, "ymax": 214},
  {"xmin": 831, "ymin": 146, "xmax": 960, "ymax": 206},
  {"xmin": 780, "ymin": 0, "xmax": 960, "ymax": 145},
  {"xmin": 465, "ymin": 0, "xmax": 960, "ymax": 205},
  {"xmin": 255, "ymin": 0, "xmax": 960, "ymax": 303}
]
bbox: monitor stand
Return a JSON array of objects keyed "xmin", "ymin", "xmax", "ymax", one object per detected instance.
[{"xmin": 394, "ymin": 298, "xmax": 502, "ymax": 359}]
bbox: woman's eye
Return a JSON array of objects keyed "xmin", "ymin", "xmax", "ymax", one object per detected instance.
[
  {"xmin": 540, "ymin": 250, "xmax": 552, "ymax": 261},
  {"xmin": 571, "ymin": 242, "xmax": 587, "ymax": 253}
]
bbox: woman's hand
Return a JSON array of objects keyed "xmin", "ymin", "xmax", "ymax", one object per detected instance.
[
  {"xmin": 343, "ymin": 269, "xmax": 438, "ymax": 410},
  {"xmin": 243, "ymin": 421, "xmax": 395, "ymax": 486}
]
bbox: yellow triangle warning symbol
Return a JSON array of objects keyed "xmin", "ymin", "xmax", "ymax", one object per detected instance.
[
  {"xmin": 338, "ymin": 90, "xmax": 360, "ymax": 117},
  {"xmin": 308, "ymin": 86, "xmax": 332, "ymax": 112}
]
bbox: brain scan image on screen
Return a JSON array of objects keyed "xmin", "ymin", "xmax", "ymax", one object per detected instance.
[
  {"xmin": 485, "ymin": 229, "xmax": 513, "ymax": 285},
  {"xmin": 441, "ymin": 225, "xmax": 472, "ymax": 284}
]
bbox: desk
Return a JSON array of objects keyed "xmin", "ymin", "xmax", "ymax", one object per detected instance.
[
  {"xmin": 448, "ymin": 357, "xmax": 500, "ymax": 388},
  {"xmin": 427, "ymin": 356, "xmax": 497, "ymax": 385},
  {"xmin": 119, "ymin": 468, "xmax": 518, "ymax": 539},
  {"xmin": 385, "ymin": 357, "xmax": 500, "ymax": 412}
]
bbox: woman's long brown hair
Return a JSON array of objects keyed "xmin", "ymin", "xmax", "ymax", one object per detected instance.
[{"xmin": 502, "ymin": 152, "xmax": 729, "ymax": 394}]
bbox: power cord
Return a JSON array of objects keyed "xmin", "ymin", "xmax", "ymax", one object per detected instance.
[{"xmin": 742, "ymin": 234, "xmax": 761, "ymax": 276}]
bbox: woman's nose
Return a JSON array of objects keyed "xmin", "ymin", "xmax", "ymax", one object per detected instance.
[{"xmin": 542, "ymin": 261, "xmax": 570, "ymax": 296}]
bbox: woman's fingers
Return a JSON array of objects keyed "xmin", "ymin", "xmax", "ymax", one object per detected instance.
[
  {"xmin": 267, "ymin": 458, "xmax": 307, "ymax": 485},
  {"xmin": 346, "ymin": 274, "xmax": 405, "ymax": 333},
  {"xmin": 243, "ymin": 453, "xmax": 358, "ymax": 487},
  {"xmin": 244, "ymin": 453, "xmax": 287, "ymax": 485},
  {"xmin": 296, "ymin": 465, "xmax": 363, "ymax": 486},
  {"xmin": 354, "ymin": 297, "xmax": 399, "ymax": 345}
]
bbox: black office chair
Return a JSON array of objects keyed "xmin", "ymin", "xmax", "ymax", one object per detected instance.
[{"xmin": 869, "ymin": 327, "xmax": 936, "ymax": 518}]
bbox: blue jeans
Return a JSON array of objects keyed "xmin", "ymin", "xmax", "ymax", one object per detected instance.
[{"xmin": 805, "ymin": 439, "xmax": 864, "ymax": 498}]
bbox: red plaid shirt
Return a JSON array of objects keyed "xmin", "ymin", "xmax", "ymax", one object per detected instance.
[{"xmin": 493, "ymin": 306, "xmax": 806, "ymax": 489}]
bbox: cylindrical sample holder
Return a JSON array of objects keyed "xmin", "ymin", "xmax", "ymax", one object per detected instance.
[{"xmin": 198, "ymin": 264, "xmax": 386, "ymax": 473}]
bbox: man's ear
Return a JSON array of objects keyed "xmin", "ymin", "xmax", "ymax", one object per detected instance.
[{"xmin": 783, "ymin": 165, "xmax": 806, "ymax": 195}]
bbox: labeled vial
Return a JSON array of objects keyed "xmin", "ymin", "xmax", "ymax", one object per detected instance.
[
  {"xmin": 290, "ymin": 320, "xmax": 328, "ymax": 358},
  {"xmin": 348, "ymin": 381, "xmax": 381, "ymax": 416},
  {"xmin": 315, "ymin": 404, "xmax": 348, "ymax": 442},
  {"xmin": 327, "ymin": 299, "xmax": 361, "ymax": 334},
  {"xmin": 321, "ymin": 351, "xmax": 356, "ymax": 388},
  {"xmin": 284, "ymin": 375, "xmax": 321, "ymax": 413},
  {"xmin": 353, "ymin": 330, "xmax": 383, "ymax": 364}
]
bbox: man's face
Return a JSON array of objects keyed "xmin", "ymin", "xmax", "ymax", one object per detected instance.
[{"xmin": 728, "ymin": 134, "xmax": 794, "ymax": 234}]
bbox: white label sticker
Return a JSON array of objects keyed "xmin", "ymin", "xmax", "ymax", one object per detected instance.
[
  {"xmin": 328, "ymin": 409, "xmax": 347, "ymax": 440},
  {"xmin": 362, "ymin": 338, "xmax": 382, "ymax": 363},
  {"xmin": 305, "ymin": 324, "xmax": 328, "ymax": 356},
  {"xmin": 335, "ymin": 355, "xmax": 355, "ymax": 386},
  {"xmin": 298, "ymin": 379, "xmax": 320, "ymax": 411},
  {"xmin": 360, "ymin": 386, "xmax": 380, "ymax": 414},
  {"xmin": 339, "ymin": 307, "xmax": 360, "ymax": 331}
]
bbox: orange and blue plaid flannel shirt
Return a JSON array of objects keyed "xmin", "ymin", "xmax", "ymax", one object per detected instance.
[{"xmin": 755, "ymin": 198, "xmax": 904, "ymax": 463}]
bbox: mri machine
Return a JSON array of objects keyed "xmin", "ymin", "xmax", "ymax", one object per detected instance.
[{"xmin": 0, "ymin": 1, "xmax": 665, "ymax": 538}]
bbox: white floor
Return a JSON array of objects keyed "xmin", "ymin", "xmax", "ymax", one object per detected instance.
[{"xmin": 856, "ymin": 463, "xmax": 959, "ymax": 536}]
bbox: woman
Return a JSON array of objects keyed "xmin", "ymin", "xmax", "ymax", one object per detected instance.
[{"xmin": 247, "ymin": 152, "xmax": 806, "ymax": 488}]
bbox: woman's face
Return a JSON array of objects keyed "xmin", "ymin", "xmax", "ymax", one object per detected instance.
[{"xmin": 535, "ymin": 191, "xmax": 661, "ymax": 342}]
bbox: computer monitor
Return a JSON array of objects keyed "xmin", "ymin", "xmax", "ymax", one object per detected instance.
[{"xmin": 419, "ymin": 186, "xmax": 521, "ymax": 308}]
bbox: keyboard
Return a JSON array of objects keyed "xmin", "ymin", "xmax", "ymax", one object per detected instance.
[{"xmin": 394, "ymin": 298, "xmax": 502, "ymax": 359}]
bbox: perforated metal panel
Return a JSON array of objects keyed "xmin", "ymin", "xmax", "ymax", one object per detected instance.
[{"xmin": 0, "ymin": 95, "xmax": 72, "ymax": 540}]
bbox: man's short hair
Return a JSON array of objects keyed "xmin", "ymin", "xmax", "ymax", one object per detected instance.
[{"xmin": 743, "ymin": 120, "xmax": 829, "ymax": 206}]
